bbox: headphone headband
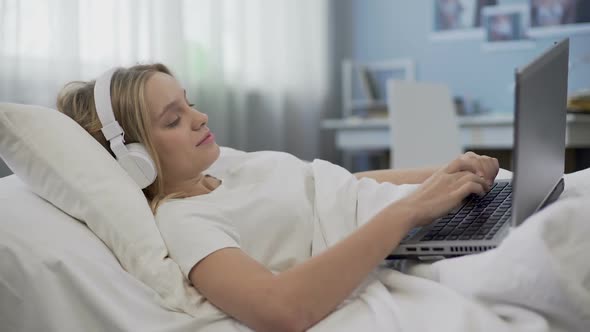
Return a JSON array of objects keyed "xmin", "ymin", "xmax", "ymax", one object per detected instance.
[{"xmin": 94, "ymin": 68, "xmax": 125, "ymax": 142}]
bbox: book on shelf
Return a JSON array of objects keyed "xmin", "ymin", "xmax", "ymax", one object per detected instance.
[
  {"xmin": 350, "ymin": 99, "xmax": 388, "ymax": 118},
  {"xmin": 567, "ymin": 89, "xmax": 590, "ymax": 113},
  {"xmin": 357, "ymin": 65, "xmax": 379, "ymax": 101}
]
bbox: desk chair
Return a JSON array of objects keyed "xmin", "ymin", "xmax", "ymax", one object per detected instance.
[{"xmin": 387, "ymin": 80, "xmax": 462, "ymax": 169}]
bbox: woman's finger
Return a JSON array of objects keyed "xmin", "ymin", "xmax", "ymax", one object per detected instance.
[
  {"xmin": 480, "ymin": 155, "xmax": 499, "ymax": 183},
  {"xmin": 491, "ymin": 156, "xmax": 500, "ymax": 178},
  {"xmin": 455, "ymin": 181, "xmax": 486, "ymax": 198},
  {"xmin": 463, "ymin": 152, "xmax": 486, "ymax": 177},
  {"xmin": 473, "ymin": 155, "xmax": 487, "ymax": 178},
  {"xmin": 478, "ymin": 155, "xmax": 492, "ymax": 182},
  {"xmin": 458, "ymin": 171, "xmax": 490, "ymax": 190},
  {"xmin": 455, "ymin": 170, "xmax": 488, "ymax": 192},
  {"xmin": 445, "ymin": 155, "xmax": 479, "ymax": 175},
  {"xmin": 449, "ymin": 171, "xmax": 489, "ymax": 193}
]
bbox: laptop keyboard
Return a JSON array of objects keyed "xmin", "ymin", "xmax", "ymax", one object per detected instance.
[{"xmin": 417, "ymin": 182, "xmax": 512, "ymax": 242}]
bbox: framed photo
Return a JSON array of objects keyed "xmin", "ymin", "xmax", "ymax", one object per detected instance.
[
  {"xmin": 481, "ymin": 4, "xmax": 535, "ymax": 51},
  {"xmin": 341, "ymin": 59, "xmax": 415, "ymax": 118},
  {"xmin": 529, "ymin": 0, "xmax": 590, "ymax": 37},
  {"xmin": 431, "ymin": 0, "xmax": 498, "ymax": 41}
]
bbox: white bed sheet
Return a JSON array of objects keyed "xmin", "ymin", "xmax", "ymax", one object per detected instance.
[
  {"xmin": 0, "ymin": 175, "xmax": 241, "ymax": 332},
  {"xmin": 1, "ymin": 166, "xmax": 589, "ymax": 332}
]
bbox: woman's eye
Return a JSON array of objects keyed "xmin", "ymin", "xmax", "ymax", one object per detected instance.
[
  {"xmin": 167, "ymin": 117, "xmax": 180, "ymax": 128},
  {"xmin": 188, "ymin": 102, "xmax": 195, "ymax": 108}
]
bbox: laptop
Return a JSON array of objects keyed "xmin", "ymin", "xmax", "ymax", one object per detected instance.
[{"xmin": 389, "ymin": 38, "xmax": 570, "ymax": 259}]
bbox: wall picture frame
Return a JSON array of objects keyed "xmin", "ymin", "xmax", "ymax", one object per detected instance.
[
  {"xmin": 529, "ymin": 0, "xmax": 590, "ymax": 37},
  {"xmin": 481, "ymin": 4, "xmax": 535, "ymax": 51},
  {"xmin": 431, "ymin": 0, "xmax": 498, "ymax": 41}
]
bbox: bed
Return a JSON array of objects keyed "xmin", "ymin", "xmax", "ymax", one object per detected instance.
[
  {"xmin": 1, "ymin": 102, "xmax": 590, "ymax": 331},
  {"xmin": 0, "ymin": 174, "xmax": 206, "ymax": 331}
]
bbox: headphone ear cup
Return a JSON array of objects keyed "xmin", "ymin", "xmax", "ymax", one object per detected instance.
[{"xmin": 123, "ymin": 143, "xmax": 157, "ymax": 188}]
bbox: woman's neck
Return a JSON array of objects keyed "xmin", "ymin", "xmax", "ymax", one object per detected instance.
[{"xmin": 164, "ymin": 173, "xmax": 221, "ymax": 198}]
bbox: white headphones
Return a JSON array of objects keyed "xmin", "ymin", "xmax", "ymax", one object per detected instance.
[{"xmin": 94, "ymin": 68, "xmax": 157, "ymax": 189}]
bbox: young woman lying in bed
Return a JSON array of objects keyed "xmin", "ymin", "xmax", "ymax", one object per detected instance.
[{"xmin": 57, "ymin": 63, "xmax": 501, "ymax": 332}]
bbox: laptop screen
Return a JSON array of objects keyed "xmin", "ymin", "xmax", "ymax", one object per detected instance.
[{"xmin": 512, "ymin": 38, "xmax": 569, "ymax": 227}]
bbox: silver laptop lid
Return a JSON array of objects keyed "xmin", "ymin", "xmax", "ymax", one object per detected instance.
[{"xmin": 512, "ymin": 38, "xmax": 569, "ymax": 227}]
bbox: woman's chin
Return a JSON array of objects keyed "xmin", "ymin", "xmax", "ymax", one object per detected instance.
[
  {"xmin": 206, "ymin": 144, "xmax": 222, "ymax": 166},
  {"xmin": 212, "ymin": 143, "xmax": 221, "ymax": 157}
]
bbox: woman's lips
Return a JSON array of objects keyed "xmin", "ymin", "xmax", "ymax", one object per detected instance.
[{"xmin": 197, "ymin": 132, "xmax": 215, "ymax": 146}]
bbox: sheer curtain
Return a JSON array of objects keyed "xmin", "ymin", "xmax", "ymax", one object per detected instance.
[
  {"xmin": 182, "ymin": 0, "xmax": 331, "ymax": 159},
  {"xmin": 0, "ymin": 0, "xmax": 331, "ymax": 160}
]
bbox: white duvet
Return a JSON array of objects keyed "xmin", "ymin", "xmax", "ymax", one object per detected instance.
[
  {"xmin": 308, "ymin": 160, "xmax": 590, "ymax": 332},
  {"xmin": 1, "ymin": 163, "xmax": 589, "ymax": 332}
]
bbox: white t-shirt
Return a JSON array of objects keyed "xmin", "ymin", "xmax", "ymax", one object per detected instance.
[{"xmin": 155, "ymin": 150, "xmax": 318, "ymax": 279}]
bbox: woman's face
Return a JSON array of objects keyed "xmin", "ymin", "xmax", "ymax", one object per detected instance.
[{"xmin": 145, "ymin": 72, "xmax": 220, "ymax": 187}]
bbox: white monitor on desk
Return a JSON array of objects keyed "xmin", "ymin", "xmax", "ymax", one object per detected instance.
[{"xmin": 387, "ymin": 80, "xmax": 463, "ymax": 169}]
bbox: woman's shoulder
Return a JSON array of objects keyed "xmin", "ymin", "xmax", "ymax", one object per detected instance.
[
  {"xmin": 208, "ymin": 148, "xmax": 305, "ymax": 175},
  {"xmin": 154, "ymin": 196, "xmax": 198, "ymax": 219},
  {"xmin": 154, "ymin": 194, "xmax": 228, "ymax": 226},
  {"xmin": 218, "ymin": 147, "xmax": 299, "ymax": 161}
]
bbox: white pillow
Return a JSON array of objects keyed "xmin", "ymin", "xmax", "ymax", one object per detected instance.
[
  {"xmin": 561, "ymin": 167, "xmax": 590, "ymax": 199},
  {"xmin": 0, "ymin": 102, "xmax": 220, "ymax": 317},
  {"xmin": 0, "ymin": 175, "xmax": 198, "ymax": 331}
]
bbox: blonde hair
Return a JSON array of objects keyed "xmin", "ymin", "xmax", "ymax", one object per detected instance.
[{"xmin": 57, "ymin": 63, "xmax": 183, "ymax": 213}]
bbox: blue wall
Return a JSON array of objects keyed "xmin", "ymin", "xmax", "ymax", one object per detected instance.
[{"xmin": 350, "ymin": 0, "xmax": 590, "ymax": 113}]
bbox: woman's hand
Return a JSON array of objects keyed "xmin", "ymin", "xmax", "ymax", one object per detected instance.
[
  {"xmin": 396, "ymin": 152, "xmax": 499, "ymax": 227},
  {"xmin": 458, "ymin": 151, "xmax": 499, "ymax": 186}
]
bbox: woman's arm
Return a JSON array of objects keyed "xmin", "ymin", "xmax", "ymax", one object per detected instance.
[
  {"xmin": 354, "ymin": 166, "xmax": 440, "ymax": 185},
  {"xmin": 191, "ymin": 201, "xmax": 419, "ymax": 332},
  {"xmin": 354, "ymin": 152, "xmax": 499, "ymax": 185},
  {"xmin": 190, "ymin": 155, "xmax": 495, "ymax": 332}
]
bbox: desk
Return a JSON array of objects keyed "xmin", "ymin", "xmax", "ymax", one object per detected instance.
[
  {"xmin": 322, "ymin": 113, "xmax": 590, "ymax": 150},
  {"xmin": 321, "ymin": 113, "xmax": 590, "ymax": 170}
]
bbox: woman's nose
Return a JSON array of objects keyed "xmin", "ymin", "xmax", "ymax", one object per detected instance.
[{"xmin": 191, "ymin": 110, "xmax": 208, "ymax": 130}]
